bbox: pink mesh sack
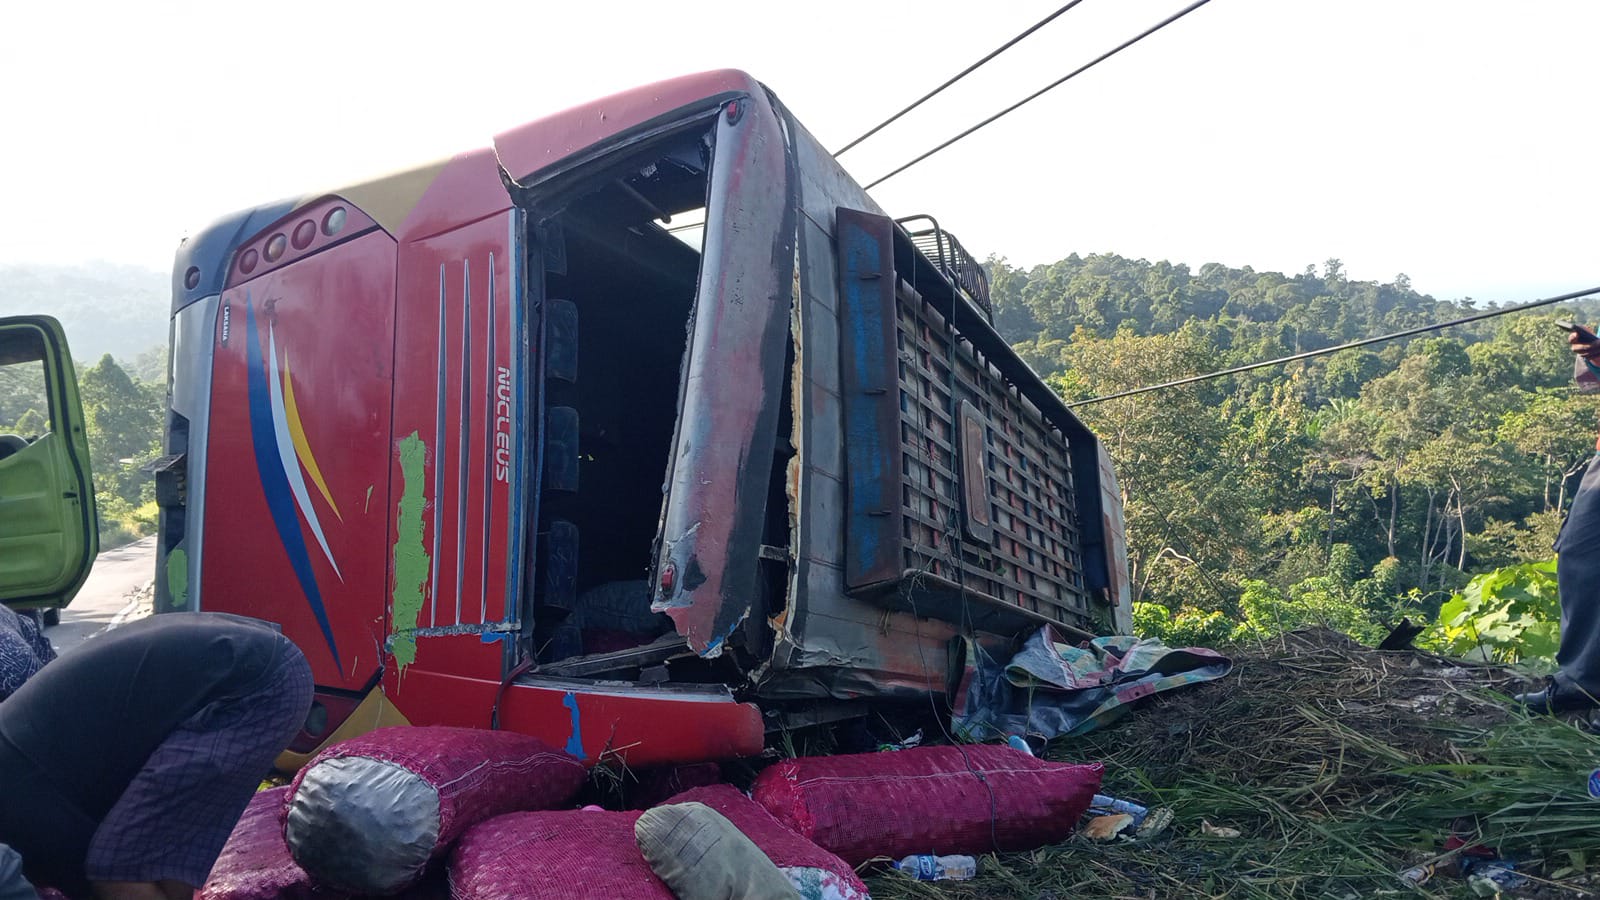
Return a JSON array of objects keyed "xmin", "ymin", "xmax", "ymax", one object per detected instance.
[
  {"xmin": 448, "ymin": 810, "xmax": 673, "ymax": 900},
  {"xmin": 285, "ymin": 726, "xmax": 586, "ymax": 895},
  {"xmin": 750, "ymin": 745, "xmax": 1103, "ymax": 864},
  {"xmin": 661, "ymin": 786, "xmax": 869, "ymax": 899},
  {"xmin": 200, "ymin": 787, "xmax": 340, "ymax": 900}
]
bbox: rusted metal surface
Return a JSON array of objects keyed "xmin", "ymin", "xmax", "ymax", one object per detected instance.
[
  {"xmin": 897, "ymin": 214, "xmax": 992, "ymax": 323},
  {"xmin": 651, "ymin": 93, "xmax": 799, "ymax": 657},
  {"xmin": 891, "ymin": 277, "xmax": 1090, "ymax": 629},
  {"xmin": 1097, "ymin": 442, "xmax": 1134, "ymax": 633},
  {"xmin": 759, "ymin": 108, "xmax": 1124, "ymax": 701},
  {"xmin": 836, "ymin": 208, "xmax": 904, "ymax": 591},
  {"xmin": 958, "ymin": 400, "xmax": 994, "ymax": 544}
]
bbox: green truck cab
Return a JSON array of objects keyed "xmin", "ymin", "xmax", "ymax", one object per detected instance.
[{"xmin": 0, "ymin": 316, "xmax": 97, "ymax": 614}]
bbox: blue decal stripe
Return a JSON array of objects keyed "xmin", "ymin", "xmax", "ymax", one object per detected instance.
[
  {"xmin": 245, "ymin": 301, "xmax": 344, "ymax": 673},
  {"xmin": 562, "ymin": 692, "xmax": 586, "ymax": 759}
]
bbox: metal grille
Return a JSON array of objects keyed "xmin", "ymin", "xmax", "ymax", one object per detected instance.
[
  {"xmin": 897, "ymin": 215, "xmax": 993, "ymax": 322},
  {"xmin": 892, "ymin": 280, "xmax": 1089, "ymax": 627}
]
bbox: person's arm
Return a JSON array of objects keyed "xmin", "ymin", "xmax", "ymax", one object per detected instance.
[
  {"xmin": 0, "ymin": 845, "xmax": 40, "ymax": 900},
  {"xmin": 1570, "ymin": 327, "xmax": 1600, "ymax": 378}
]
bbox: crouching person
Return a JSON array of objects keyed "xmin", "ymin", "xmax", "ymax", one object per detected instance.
[{"xmin": 0, "ymin": 609, "xmax": 312, "ymax": 900}]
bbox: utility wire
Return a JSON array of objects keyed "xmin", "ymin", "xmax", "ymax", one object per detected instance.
[
  {"xmin": 833, "ymin": 0, "xmax": 1091, "ymax": 157},
  {"xmin": 864, "ymin": 0, "xmax": 1215, "ymax": 191},
  {"xmin": 1068, "ymin": 284, "xmax": 1600, "ymax": 407}
]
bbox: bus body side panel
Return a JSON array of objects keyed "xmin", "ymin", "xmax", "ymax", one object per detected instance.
[
  {"xmin": 752, "ymin": 110, "xmax": 954, "ymax": 700},
  {"xmin": 494, "ymin": 69, "xmax": 762, "ymax": 188},
  {"xmin": 381, "ymin": 149, "xmax": 519, "ymax": 723},
  {"xmin": 392, "ymin": 669, "xmax": 764, "ymax": 767},
  {"xmin": 200, "ymin": 229, "xmax": 397, "ymax": 691}
]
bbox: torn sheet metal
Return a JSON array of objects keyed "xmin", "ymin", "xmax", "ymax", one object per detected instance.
[{"xmin": 651, "ymin": 85, "xmax": 797, "ymax": 659}]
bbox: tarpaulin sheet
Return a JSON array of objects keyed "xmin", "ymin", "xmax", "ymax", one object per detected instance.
[
  {"xmin": 952, "ymin": 627, "xmax": 1232, "ymax": 740},
  {"xmin": 750, "ymin": 745, "xmax": 1101, "ymax": 865},
  {"xmin": 449, "ymin": 810, "xmax": 673, "ymax": 900}
]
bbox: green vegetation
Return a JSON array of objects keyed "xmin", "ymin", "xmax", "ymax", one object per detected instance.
[
  {"xmin": 79, "ymin": 353, "xmax": 164, "ymax": 547},
  {"xmin": 989, "ymin": 253, "xmax": 1599, "ymax": 658},
  {"xmin": 1427, "ymin": 560, "xmax": 1561, "ymax": 668}
]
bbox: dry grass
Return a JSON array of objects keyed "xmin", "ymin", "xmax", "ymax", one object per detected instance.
[{"xmin": 868, "ymin": 629, "xmax": 1600, "ymax": 899}]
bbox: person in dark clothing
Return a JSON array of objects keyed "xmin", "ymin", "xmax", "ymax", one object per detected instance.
[
  {"xmin": 1516, "ymin": 328, "xmax": 1600, "ymax": 714},
  {"xmin": 0, "ymin": 610, "xmax": 312, "ymax": 900}
]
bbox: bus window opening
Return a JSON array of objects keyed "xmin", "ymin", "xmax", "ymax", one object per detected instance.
[{"xmin": 534, "ymin": 125, "xmax": 713, "ymax": 666}]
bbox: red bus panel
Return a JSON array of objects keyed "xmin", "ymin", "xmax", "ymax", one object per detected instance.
[{"xmin": 201, "ymin": 229, "xmax": 397, "ymax": 691}]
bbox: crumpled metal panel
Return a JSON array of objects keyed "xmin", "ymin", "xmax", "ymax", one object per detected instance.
[
  {"xmin": 1096, "ymin": 442, "xmax": 1134, "ymax": 634},
  {"xmin": 651, "ymin": 90, "xmax": 797, "ymax": 657}
]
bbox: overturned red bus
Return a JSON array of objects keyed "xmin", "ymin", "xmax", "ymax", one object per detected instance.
[{"xmin": 153, "ymin": 70, "xmax": 1131, "ymax": 769}]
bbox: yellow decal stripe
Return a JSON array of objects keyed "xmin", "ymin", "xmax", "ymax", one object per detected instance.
[{"xmin": 281, "ymin": 353, "xmax": 343, "ymax": 522}]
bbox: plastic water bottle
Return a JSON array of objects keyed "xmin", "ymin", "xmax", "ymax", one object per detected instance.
[
  {"xmin": 1090, "ymin": 793, "xmax": 1150, "ymax": 827},
  {"xmin": 892, "ymin": 854, "xmax": 978, "ymax": 881}
]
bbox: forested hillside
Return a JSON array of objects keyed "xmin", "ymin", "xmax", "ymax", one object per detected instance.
[
  {"xmin": 989, "ymin": 254, "xmax": 1600, "ymax": 649},
  {"xmin": 0, "ymin": 263, "xmax": 168, "ymax": 363},
  {"xmin": 0, "ymin": 264, "xmax": 170, "ymax": 547}
]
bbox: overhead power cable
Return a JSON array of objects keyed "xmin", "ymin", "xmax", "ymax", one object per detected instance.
[
  {"xmin": 864, "ymin": 0, "xmax": 1216, "ymax": 190},
  {"xmin": 1067, "ymin": 285, "xmax": 1600, "ymax": 408},
  {"xmin": 833, "ymin": 0, "xmax": 1091, "ymax": 157}
]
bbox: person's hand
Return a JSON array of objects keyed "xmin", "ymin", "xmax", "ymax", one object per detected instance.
[{"xmin": 1570, "ymin": 327, "xmax": 1600, "ymax": 359}]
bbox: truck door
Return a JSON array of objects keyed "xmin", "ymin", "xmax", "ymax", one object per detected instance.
[{"xmin": 0, "ymin": 316, "xmax": 97, "ymax": 609}]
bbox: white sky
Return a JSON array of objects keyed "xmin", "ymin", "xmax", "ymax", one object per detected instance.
[{"xmin": 2, "ymin": 0, "xmax": 1595, "ymax": 303}]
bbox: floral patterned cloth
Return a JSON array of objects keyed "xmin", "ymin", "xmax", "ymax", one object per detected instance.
[{"xmin": 0, "ymin": 606, "xmax": 54, "ymax": 701}]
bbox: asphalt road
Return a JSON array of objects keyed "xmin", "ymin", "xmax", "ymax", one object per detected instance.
[{"xmin": 51, "ymin": 535, "xmax": 157, "ymax": 655}]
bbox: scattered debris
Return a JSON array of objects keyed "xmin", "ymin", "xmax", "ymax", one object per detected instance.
[
  {"xmin": 1081, "ymin": 814, "xmax": 1136, "ymax": 842},
  {"xmin": 1400, "ymin": 860, "xmax": 1435, "ymax": 886},
  {"xmin": 952, "ymin": 629, "xmax": 1232, "ymax": 741},
  {"xmin": 875, "ymin": 729, "xmax": 923, "ymax": 753},
  {"xmin": 890, "ymin": 855, "xmax": 978, "ymax": 882},
  {"xmin": 1199, "ymin": 820, "xmax": 1241, "ymax": 839},
  {"xmin": 1134, "ymin": 807, "xmax": 1173, "ymax": 842},
  {"xmin": 1087, "ymin": 794, "xmax": 1149, "ymax": 826},
  {"xmin": 869, "ymin": 628, "xmax": 1600, "ymax": 899}
]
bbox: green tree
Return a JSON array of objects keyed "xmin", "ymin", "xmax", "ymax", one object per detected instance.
[{"xmin": 79, "ymin": 354, "xmax": 161, "ymax": 507}]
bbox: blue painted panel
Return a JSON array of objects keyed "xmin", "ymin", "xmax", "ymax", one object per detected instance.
[{"xmin": 835, "ymin": 209, "xmax": 902, "ymax": 589}]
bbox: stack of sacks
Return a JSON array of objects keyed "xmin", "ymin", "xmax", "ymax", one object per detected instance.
[
  {"xmin": 200, "ymin": 787, "xmax": 338, "ymax": 900},
  {"xmin": 201, "ymin": 787, "xmax": 454, "ymax": 900},
  {"xmin": 280, "ymin": 727, "xmax": 586, "ymax": 896},
  {"xmin": 449, "ymin": 809, "xmax": 673, "ymax": 900},
  {"xmin": 449, "ymin": 785, "xmax": 872, "ymax": 900},
  {"xmin": 660, "ymin": 786, "xmax": 868, "ymax": 900},
  {"xmin": 751, "ymin": 744, "xmax": 1103, "ymax": 864}
]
